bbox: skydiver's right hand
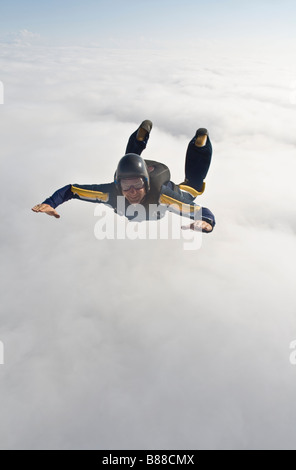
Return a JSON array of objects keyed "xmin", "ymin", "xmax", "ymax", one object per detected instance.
[{"xmin": 31, "ymin": 203, "xmax": 60, "ymax": 219}]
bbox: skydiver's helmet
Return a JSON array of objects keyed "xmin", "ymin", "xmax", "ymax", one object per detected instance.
[{"xmin": 114, "ymin": 153, "xmax": 150, "ymax": 194}]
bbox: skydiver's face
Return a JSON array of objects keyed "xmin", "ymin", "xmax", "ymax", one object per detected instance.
[{"xmin": 120, "ymin": 178, "xmax": 147, "ymax": 205}]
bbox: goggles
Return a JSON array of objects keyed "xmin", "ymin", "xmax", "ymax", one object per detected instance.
[{"xmin": 120, "ymin": 177, "xmax": 145, "ymax": 191}]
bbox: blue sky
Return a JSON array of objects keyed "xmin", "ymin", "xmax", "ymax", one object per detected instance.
[{"xmin": 1, "ymin": 0, "xmax": 295, "ymax": 47}]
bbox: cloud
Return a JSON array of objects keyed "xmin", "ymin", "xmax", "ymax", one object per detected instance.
[
  {"xmin": 0, "ymin": 40, "xmax": 296, "ymax": 450},
  {"xmin": 1, "ymin": 29, "xmax": 41, "ymax": 46},
  {"xmin": 18, "ymin": 29, "xmax": 40, "ymax": 40}
]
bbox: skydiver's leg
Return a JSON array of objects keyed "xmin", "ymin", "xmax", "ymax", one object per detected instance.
[
  {"xmin": 125, "ymin": 120, "xmax": 153, "ymax": 155},
  {"xmin": 184, "ymin": 129, "xmax": 212, "ymax": 192}
]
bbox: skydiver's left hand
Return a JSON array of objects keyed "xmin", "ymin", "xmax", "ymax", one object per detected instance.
[{"xmin": 181, "ymin": 220, "xmax": 213, "ymax": 232}]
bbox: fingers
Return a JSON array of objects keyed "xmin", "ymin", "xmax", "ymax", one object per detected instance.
[
  {"xmin": 32, "ymin": 203, "xmax": 47, "ymax": 212},
  {"xmin": 181, "ymin": 221, "xmax": 213, "ymax": 232},
  {"xmin": 181, "ymin": 223, "xmax": 194, "ymax": 231},
  {"xmin": 31, "ymin": 204, "xmax": 60, "ymax": 218}
]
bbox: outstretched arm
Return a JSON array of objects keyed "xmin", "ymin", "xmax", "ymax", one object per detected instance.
[
  {"xmin": 31, "ymin": 184, "xmax": 73, "ymax": 218},
  {"xmin": 32, "ymin": 183, "xmax": 114, "ymax": 218},
  {"xmin": 160, "ymin": 183, "xmax": 216, "ymax": 233}
]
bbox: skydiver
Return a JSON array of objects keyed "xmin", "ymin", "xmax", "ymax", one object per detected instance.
[{"xmin": 32, "ymin": 120, "xmax": 215, "ymax": 233}]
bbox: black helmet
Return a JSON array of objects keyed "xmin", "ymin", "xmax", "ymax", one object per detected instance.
[{"xmin": 114, "ymin": 153, "xmax": 150, "ymax": 193}]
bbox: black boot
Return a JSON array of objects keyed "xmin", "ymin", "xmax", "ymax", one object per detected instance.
[
  {"xmin": 136, "ymin": 120, "xmax": 153, "ymax": 141},
  {"xmin": 194, "ymin": 128, "xmax": 208, "ymax": 147}
]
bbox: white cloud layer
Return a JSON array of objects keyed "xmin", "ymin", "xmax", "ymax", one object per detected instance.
[{"xmin": 0, "ymin": 41, "xmax": 296, "ymax": 449}]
